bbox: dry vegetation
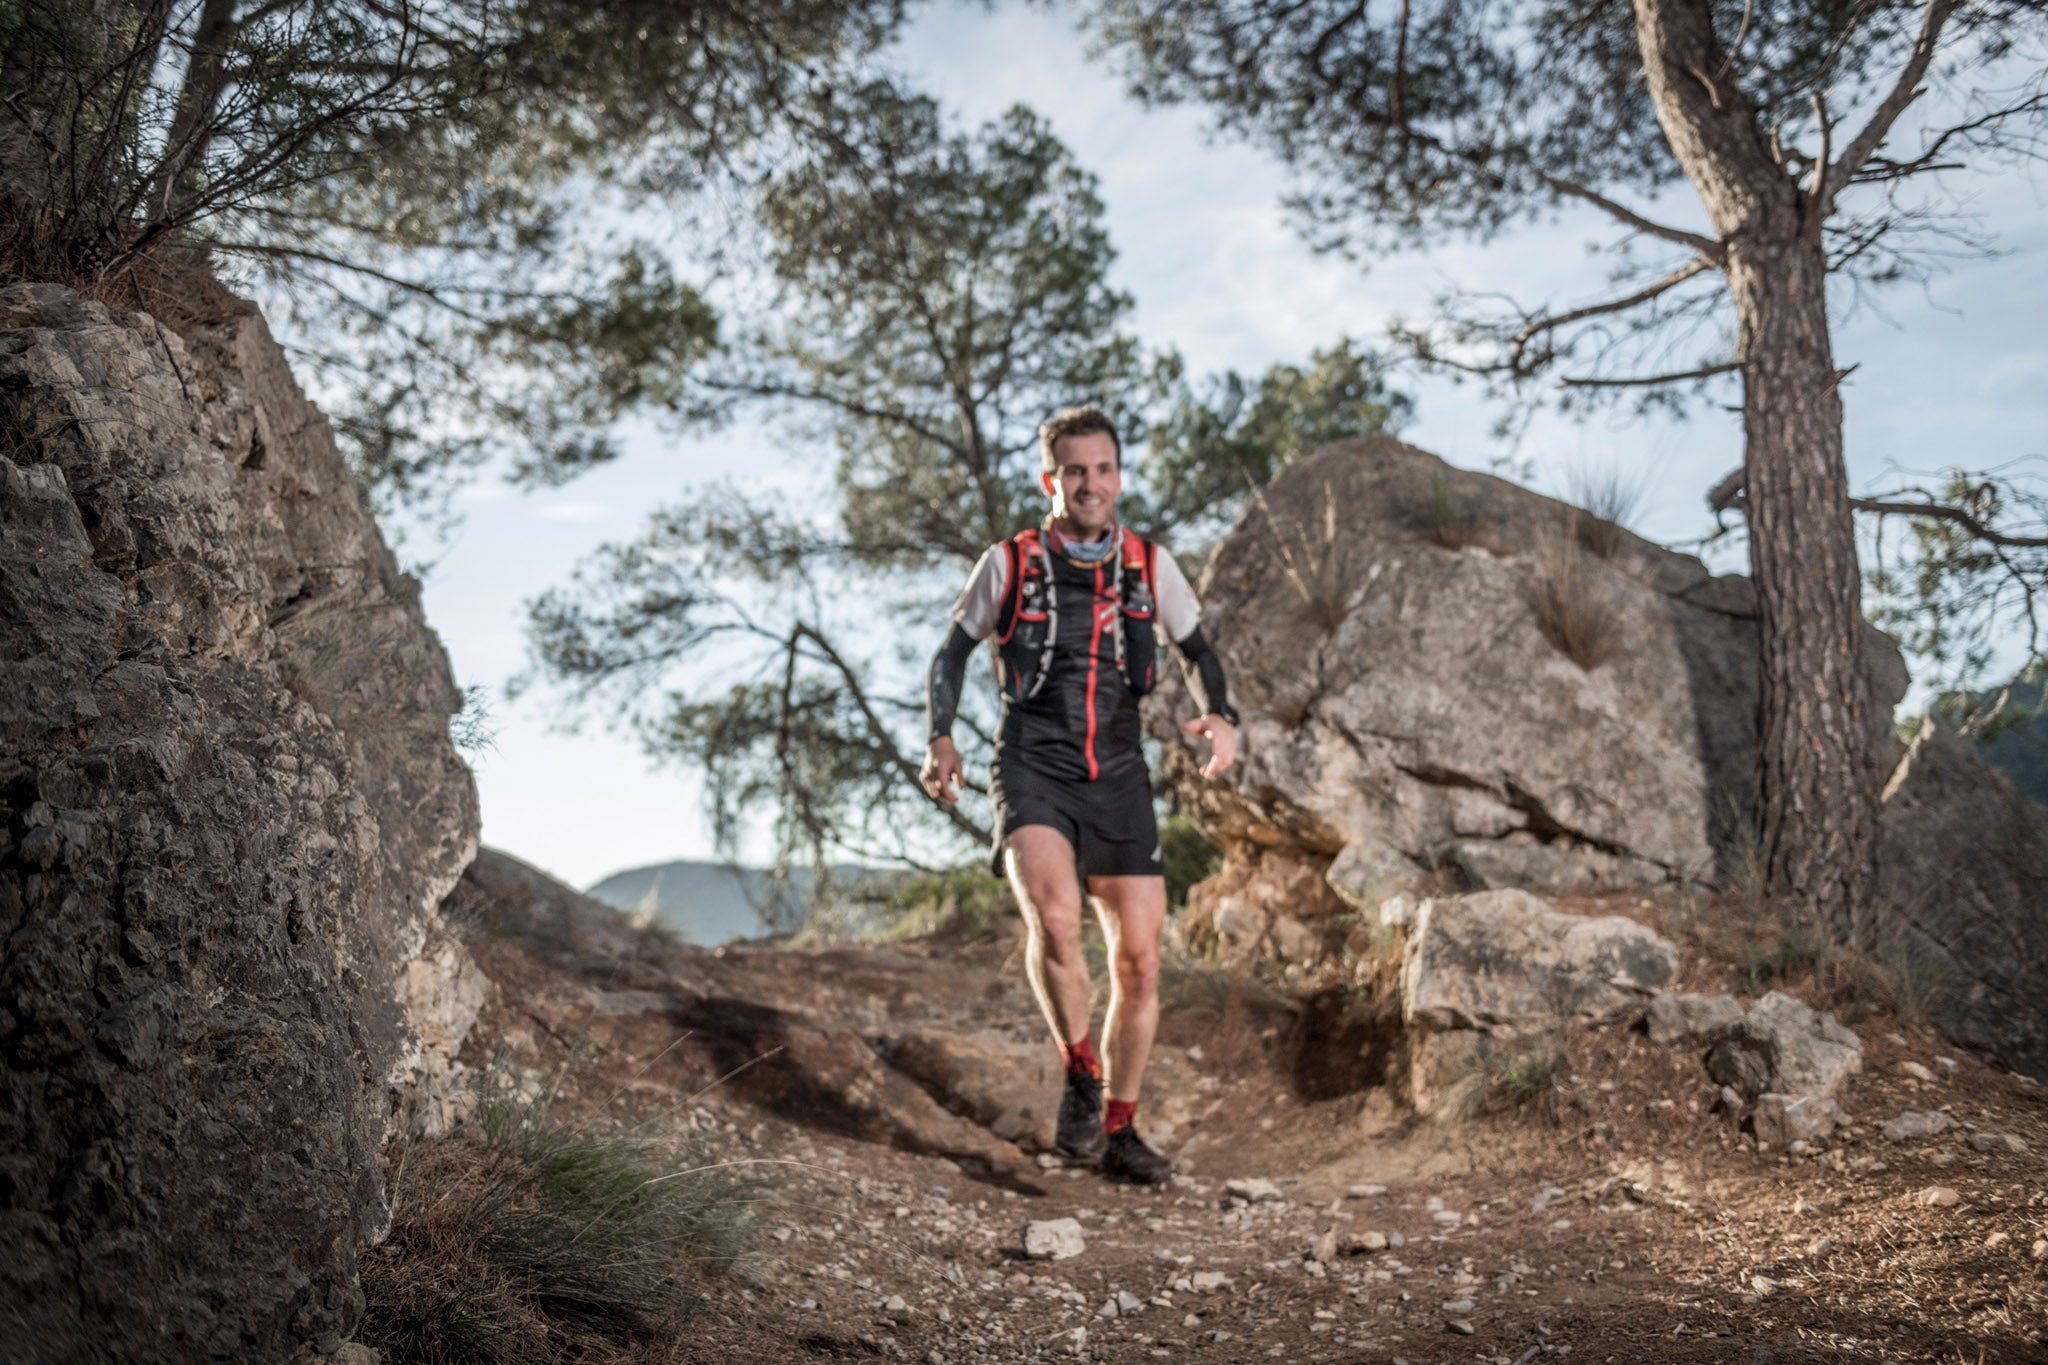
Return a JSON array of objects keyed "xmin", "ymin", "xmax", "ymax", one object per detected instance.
[
  {"xmin": 1526, "ymin": 527, "xmax": 1622, "ymax": 669},
  {"xmin": 362, "ymin": 1086, "xmax": 756, "ymax": 1363}
]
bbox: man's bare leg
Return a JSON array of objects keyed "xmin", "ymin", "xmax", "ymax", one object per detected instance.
[
  {"xmin": 1003, "ymin": 825, "xmax": 1093, "ymax": 1048},
  {"xmin": 1088, "ymin": 875, "xmax": 1166, "ymax": 1103}
]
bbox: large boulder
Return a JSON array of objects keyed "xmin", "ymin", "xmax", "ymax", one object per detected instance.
[
  {"xmin": 1155, "ymin": 435, "xmax": 2048, "ymax": 1082},
  {"xmin": 1401, "ymin": 890, "xmax": 1678, "ymax": 1030},
  {"xmin": 1872, "ymin": 720, "xmax": 2048, "ymax": 1081},
  {"xmin": 1156, "ymin": 436, "xmax": 1906, "ymax": 927},
  {"xmin": 1705, "ymin": 990, "xmax": 1863, "ymax": 1103},
  {"xmin": 0, "ymin": 285, "xmax": 479, "ymax": 1359}
]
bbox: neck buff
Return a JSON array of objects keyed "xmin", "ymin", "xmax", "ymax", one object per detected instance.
[{"xmin": 1048, "ymin": 519, "xmax": 1119, "ymax": 563}]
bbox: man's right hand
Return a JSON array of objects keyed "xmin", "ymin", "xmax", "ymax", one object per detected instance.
[{"xmin": 921, "ymin": 737, "xmax": 964, "ymax": 805}]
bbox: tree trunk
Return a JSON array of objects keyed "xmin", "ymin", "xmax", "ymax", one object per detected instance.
[
  {"xmin": 1629, "ymin": 0, "xmax": 1876, "ymax": 936},
  {"xmin": 1726, "ymin": 230, "xmax": 1875, "ymax": 938}
]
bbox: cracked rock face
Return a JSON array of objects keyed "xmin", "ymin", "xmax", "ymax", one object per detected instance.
[
  {"xmin": 1152, "ymin": 436, "xmax": 1906, "ymax": 963},
  {"xmin": 1400, "ymin": 889, "xmax": 1678, "ymax": 1031},
  {"xmin": 0, "ymin": 284, "xmax": 479, "ymax": 1359}
]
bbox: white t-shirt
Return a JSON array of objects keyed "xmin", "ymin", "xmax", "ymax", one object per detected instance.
[{"xmin": 950, "ymin": 532, "xmax": 1201, "ymax": 643}]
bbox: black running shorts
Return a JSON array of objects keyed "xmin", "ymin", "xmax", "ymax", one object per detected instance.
[{"xmin": 989, "ymin": 760, "xmax": 1163, "ymax": 880}]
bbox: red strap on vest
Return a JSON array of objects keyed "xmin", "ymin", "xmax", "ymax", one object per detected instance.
[{"xmin": 994, "ymin": 529, "xmax": 1041, "ymax": 645}]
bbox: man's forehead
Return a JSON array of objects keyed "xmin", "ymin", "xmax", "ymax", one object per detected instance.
[{"xmin": 1055, "ymin": 431, "xmax": 1118, "ymax": 466}]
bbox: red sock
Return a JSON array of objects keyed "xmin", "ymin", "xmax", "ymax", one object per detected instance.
[
  {"xmin": 1104, "ymin": 1099, "xmax": 1137, "ymax": 1135},
  {"xmin": 1062, "ymin": 1035, "xmax": 1101, "ymax": 1080}
]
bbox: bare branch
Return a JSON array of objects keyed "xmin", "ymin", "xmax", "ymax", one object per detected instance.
[
  {"xmin": 1509, "ymin": 256, "xmax": 1718, "ymax": 374},
  {"xmin": 1538, "ymin": 173, "xmax": 1724, "ymax": 262},
  {"xmin": 1709, "ymin": 473, "xmax": 2048, "ymax": 549},
  {"xmin": 1822, "ymin": 0, "xmax": 1957, "ymax": 215},
  {"xmin": 1851, "ymin": 493, "xmax": 2048, "ymax": 548},
  {"xmin": 1558, "ymin": 359, "xmax": 1738, "ymax": 388},
  {"xmin": 791, "ymin": 623, "xmax": 992, "ymax": 846}
]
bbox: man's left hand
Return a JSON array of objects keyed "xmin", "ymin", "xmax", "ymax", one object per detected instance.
[{"xmin": 1182, "ymin": 714, "xmax": 1238, "ymax": 779}]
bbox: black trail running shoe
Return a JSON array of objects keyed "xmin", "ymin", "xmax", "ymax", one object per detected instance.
[
  {"xmin": 1055, "ymin": 1071, "xmax": 1108, "ymax": 1158},
  {"xmin": 1099, "ymin": 1125, "xmax": 1172, "ymax": 1184}
]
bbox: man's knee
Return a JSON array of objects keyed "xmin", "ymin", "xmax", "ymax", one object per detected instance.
[{"xmin": 1114, "ymin": 944, "xmax": 1160, "ymax": 998}]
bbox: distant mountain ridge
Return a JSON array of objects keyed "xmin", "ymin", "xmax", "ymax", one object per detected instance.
[{"xmin": 583, "ymin": 860, "xmax": 811, "ymax": 945}]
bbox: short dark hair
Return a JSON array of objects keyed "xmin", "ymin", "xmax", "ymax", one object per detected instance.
[{"xmin": 1039, "ymin": 406, "xmax": 1121, "ymax": 472}]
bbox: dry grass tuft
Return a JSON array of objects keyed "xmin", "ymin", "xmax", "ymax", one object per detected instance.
[
  {"xmin": 1250, "ymin": 477, "xmax": 1359, "ymax": 631},
  {"xmin": 1414, "ymin": 469, "xmax": 1490, "ymax": 549},
  {"xmin": 361, "ymin": 1083, "xmax": 755, "ymax": 1363},
  {"xmin": 1565, "ymin": 465, "xmax": 1648, "ymax": 559},
  {"xmin": 1462, "ymin": 1030, "xmax": 1571, "ymax": 1125},
  {"xmin": 1526, "ymin": 528, "xmax": 1621, "ymax": 669}
]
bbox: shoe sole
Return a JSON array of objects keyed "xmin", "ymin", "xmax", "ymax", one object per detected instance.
[
  {"xmin": 1100, "ymin": 1162, "xmax": 1171, "ymax": 1185},
  {"xmin": 1055, "ymin": 1135, "xmax": 1109, "ymax": 1159}
]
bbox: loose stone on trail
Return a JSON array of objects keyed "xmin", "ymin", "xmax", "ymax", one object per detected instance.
[{"xmin": 1023, "ymin": 1218, "xmax": 1086, "ymax": 1261}]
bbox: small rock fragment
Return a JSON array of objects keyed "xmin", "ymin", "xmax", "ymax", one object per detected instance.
[
  {"xmin": 1226, "ymin": 1178, "xmax": 1284, "ymax": 1203},
  {"xmin": 1023, "ymin": 1218, "xmax": 1087, "ymax": 1261},
  {"xmin": 1446, "ymin": 1320, "xmax": 1476, "ymax": 1335},
  {"xmin": 1932, "ymin": 1056, "xmax": 1958, "ymax": 1076},
  {"xmin": 1880, "ymin": 1110, "xmax": 1955, "ymax": 1142},
  {"xmin": 1984, "ymin": 1231, "xmax": 2010, "ymax": 1250},
  {"xmin": 1346, "ymin": 1183, "xmax": 1387, "ymax": 1198},
  {"xmin": 1898, "ymin": 1061, "xmax": 1935, "ymax": 1083},
  {"xmin": 1967, "ymin": 1132, "xmax": 2026, "ymax": 1153},
  {"xmin": 1116, "ymin": 1290, "xmax": 1143, "ymax": 1315},
  {"xmin": 1441, "ymin": 1299, "xmax": 1475, "ymax": 1313},
  {"xmin": 1343, "ymin": 1230, "xmax": 1389, "ymax": 1254},
  {"xmin": 1190, "ymin": 1271, "xmax": 1232, "ymax": 1293},
  {"xmin": 1915, "ymin": 1185, "xmax": 1960, "ymax": 1207}
]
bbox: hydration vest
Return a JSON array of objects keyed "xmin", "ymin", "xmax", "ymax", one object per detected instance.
[{"xmin": 992, "ymin": 526, "xmax": 1160, "ymax": 703}]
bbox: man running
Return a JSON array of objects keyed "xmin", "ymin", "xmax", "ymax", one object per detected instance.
[{"xmin": 920, "ymin": 406, "xmax": 1239, "ymax": 1184}]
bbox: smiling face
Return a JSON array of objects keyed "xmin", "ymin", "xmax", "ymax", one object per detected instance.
[{"xmin": 1042, "ymin": 429, "xmax": 1122, "ymax": 540}]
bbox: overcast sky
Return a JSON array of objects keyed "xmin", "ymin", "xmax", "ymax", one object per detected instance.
[{"xmin": 411, "ymin": 1, "xmax": 2048, "ymax": 890}]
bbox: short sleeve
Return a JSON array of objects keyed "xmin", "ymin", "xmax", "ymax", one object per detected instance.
[
  {"xmin": 951, "ymin": 545, "xmax": 1008, "ymax": 641},
  {"xmin": 1153, "ymin": 544, "xmax": 1202, "ymax": 643}
]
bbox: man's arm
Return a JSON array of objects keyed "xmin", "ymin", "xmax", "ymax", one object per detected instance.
[
  {"xmin": 1173, "ymin": 625, "xmax": 1239, "ymax": 728},
  {"xmin": 922, "ymin": 625, "xmax": 978, "ymax": 804},
  {"xmin": 922, "ymin": 548, "xmax": 1004, "ymax": 803},
  {"xmin": 1174, "ymin": 626, "xmax": 1239, "ymax": 778}
]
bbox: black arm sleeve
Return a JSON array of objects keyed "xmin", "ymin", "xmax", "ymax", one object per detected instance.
[
  {"xmin": 926, "ymin": 624, "xmax": 978, "ymax": 743},
  {"xmin": 1175, "ymin": 625, "xmax": 1240, "ymax": 726}
]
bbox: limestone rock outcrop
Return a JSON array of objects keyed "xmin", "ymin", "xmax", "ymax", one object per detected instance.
[
  {"xmin": 0, "ymin": 285, "xmax": 479, "ymax": 1359},
  {"xmin": 1872, "ymin": 721, "xmax": 2048, "ymax": 1082},
  {"xmin": 1155, "ymin": 435, "xmax": 1906, "ymax": 917},
  {"xmin": 1389, "ymin": 889, "xmax": 1678, "ymax": 1115},
  {"xmin": 1155, "ymin": 435, "xmax": 2048, "ymax": 1080}
]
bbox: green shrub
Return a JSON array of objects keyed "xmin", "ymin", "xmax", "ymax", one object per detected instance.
[
  {"xmin": 1161, "ymin": 814, "xmax": 1222, "ymax": 912},
  {"xmin": 867, "ymin": 864, "xmax": 1014, "ymax": 940}
]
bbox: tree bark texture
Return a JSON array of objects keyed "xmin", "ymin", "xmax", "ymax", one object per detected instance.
[{"xmin": 1630, "ymin": 0, "xmax": 1876, "ymax": 936}]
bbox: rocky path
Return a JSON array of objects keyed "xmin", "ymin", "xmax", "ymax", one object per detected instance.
[{"xmin": 453, "ymin": 893, "xmax": 2048, "ymax": 1364}]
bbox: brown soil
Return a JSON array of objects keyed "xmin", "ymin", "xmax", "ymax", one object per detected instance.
[{"xmin": 428, "ymin": 896, "xmax": 2048, "ymax": 1365}]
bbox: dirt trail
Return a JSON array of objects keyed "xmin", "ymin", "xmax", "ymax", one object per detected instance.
[{"xmin": 456, "ymin": 918, "xmax": 2048, "ymax": 1364}]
